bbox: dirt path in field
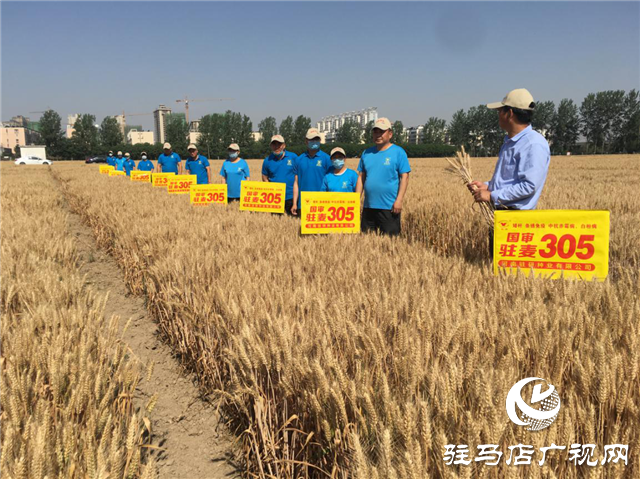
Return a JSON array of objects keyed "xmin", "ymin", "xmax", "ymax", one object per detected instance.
[{"xmin": 61, "ymin": 197, "xmax": 240, "ymax": 478}]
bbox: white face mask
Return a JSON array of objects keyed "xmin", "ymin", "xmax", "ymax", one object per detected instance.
[{"xmin": 142, "ymin": 155, "xmax": 147, "ymax": 160}]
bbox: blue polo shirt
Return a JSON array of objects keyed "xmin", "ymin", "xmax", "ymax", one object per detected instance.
[
  {"xmin": 322, "ymin": 168, "xmax": 359, "ymax": 193},
  {"xmin": 261, "ymin": 151, "xmax": 298, "ymax": 200},
  {"xmin": 357, "ymin": 144, "xmax": 411, "ymax": 210},
  {"xmin": 124, "ymin": 159, "xmax": 136, "ymax": 175},
  {"xmin": 487, "ymin": 125, "xmax": 551, "ymax": 210},
  {"xmin": 114, "ymin": 157, "xmax": 125, "ymax": 171},
  {"xmin": 220, "ymin": 158, "xmax": 250, "ymax": 198},
  {"xmin": 138, "ymin": 160, "xmax": 154, "ymax": 171},
  {"xmin": 185, "ymin": 155, "xmax": 210, "ymax": 184},
  {"xmin": 106, "ymin": 155, "xmax": 116, "ymax": 166},
  {"xmin": 158, "ymin": 152, "xmax": 181, "ymax": 174},
  {"xmin": 293, "ymin": 150, "xmax": 333, "ymax": 205}
]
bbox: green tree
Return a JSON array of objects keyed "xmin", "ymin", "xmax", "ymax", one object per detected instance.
[
  {"xmin": 363, "ymin": 120, "xmax": 375, "ymax": 143},
  {"xmin": 467, "ymin": 106, "xmax": 501, "ymax": 156},
  {"xmin": 197, "ymin": 113, "xmax": 226, "ymax": 158},
  {"xmin": 600, "ymin": 90, "xmax": 626, "ymax": 153},
  {"xmin": 278, "ymin": 116, "xmax": 294, "ymax": 143},
  {"xmin": 39, "ymin": 109, "xmax": 63, "ymax": 153},
  {"xmin": 336, "ymin": 120, "xmax": 362, "ymax": 143},
  {"xmin": 531, "ymin": 101, "xmax": 555, "ymax": 140},
  {"xmin": 72, "ymin": 114, "xmax": 99, "ymax": 156},
  {"xmin": 258, "ymin": 117, "xmax": 278, "ymax": 146},
  {"xmin": 618, "ymin": 89, "xmax": 640, "ymax": 153},
  {"xmin": 239, "ymin": 114, "xmax": 254, "ymax": 148},
  {"xmin": 422, "ymin": 117, "xmax": 447, "ymax": 144},
  {"xmin": 165, "ymin": 114, "xmax": 189, "ymax": 154},
  {"xmin": 580, "ymin": 93, "xmax": 603, "ymax": 154},
  {"xmin": 99, "ymin": 116, "xmax": 123, "ymax": 148},
  {"xmin": 292, "ymin": 115, "xmax": 312, "ymax": 144},
  {"xmin": 391, "ymin": 121, "xmax": 405, "ymax": 144},
  {"xmin": 550, "ymin": 99, "xmax": 580, "ymax": 154},
  {"xmin": 448, "ymin": 110, "xmax": 470, "ymax": 150}
]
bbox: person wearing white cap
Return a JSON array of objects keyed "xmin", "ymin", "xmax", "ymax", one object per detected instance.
[
  {"xmin": 322, "ymin": 147, "xmax": 358, "ymax": 193},
  {"xmin": 468, "ymin": 88, "xmax": 550, "ymax": 211},
  {"xmin": 157, "ymin": 142, "xmax": 182, "ymax": 175},
  {"xmin": 106, "ymin": 150, "xmax": 116, "ymax": 166},
  {"xmin": 123, "ymin": 152, "xmax": 136, "ymax": 176},
  {"xmin": 291, "ymin": 128, "xmax": 333, "ymax": 216},
  {"xmin": 261, "ymin": 134, "xmax": 298, "ymax": 215},
  {"xmin": 184, "ymin": 144, "xmax": 211, "ymax": 185},
  {"xmin": 220, "ymin": 143, "xmax": 250, "ymax": 202},
  {"xmin": 355, "ymin": 117, "xmax": 411, "ymax": 236},
  {"xmin": 114, "ymin": 151, "xmax": 126, "ymax": 172}
]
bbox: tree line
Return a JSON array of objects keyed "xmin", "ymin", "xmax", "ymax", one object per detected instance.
[
  {"xmin": 444, "ymin": 89, "xmax": 639, "ymax": 156},
  {"xmin": 31, "ymin": 88, "xmax": 638, "ymax": 160}
]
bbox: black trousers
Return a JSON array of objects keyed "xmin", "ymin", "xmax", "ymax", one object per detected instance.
[
  {"xmin": 284, "ymin": 199, "xmax": 294, "ymax": 216},
  {"xmin": 361, "ymin": 208, "xmax": 401, "ymax": 236}
]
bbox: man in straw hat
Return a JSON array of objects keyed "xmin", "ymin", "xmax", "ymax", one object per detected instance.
[
  {"xmin": 291, "ymin": 128, "xmax": 333, "ymax": 216},
  {"xmin": 468, "ymin": 88, "xmax": 550, "ymax": 211},
  {"xmin": 356, "ymin": 117, "xmax": 411, "ymax": 236},
  {"xmin": 261, "ymin": 134, "xmax": 298, "ymax": 215}
]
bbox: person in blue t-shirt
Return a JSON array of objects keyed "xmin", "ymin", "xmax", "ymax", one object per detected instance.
[
  {"xmin": 184, "ymin": 144, "xmax": 210, "ymax": 184},
  {"xmin": 261, "ymin": 135, "xmax": 298, "ymax": 215},
  {"xmin": 137, "ymin": 152, "xmax": 154, "ymax": 172},
  {"xmin": 322, "ymin": 147, "xmax": 358, "ymax": 193},
  {"xmin": 106, "ymin": 151, "xmax": 116, "ymax": 166},
  {"xmin": 157, "ymin": 142, "xmax": 182, "ymax": 174},
  {"xmin": 114, "ymin": 151, "xmax": 126, "ymax": 171},
  {"xmin": 123, "ymin": 153, "xmax": 136, "ymax": 176},
  {"xmin": 356, "ymin": 117, "xmax": 411, "ymax": 236},
  {"xmin": 220, "ymin": 143, "xmax": 250, "ymax": 201},
  {"xmin": 291, "ymin": 128, "xmax": 333, "ymax": 216}
]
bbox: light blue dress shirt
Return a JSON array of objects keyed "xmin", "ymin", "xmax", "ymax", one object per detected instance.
[{"xmin": 488, "ymin": 125, "xmax": 550, "ymax": 210}]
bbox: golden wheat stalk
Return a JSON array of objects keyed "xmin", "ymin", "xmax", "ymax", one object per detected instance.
[{"xmin": 445, "ymin": 146, "xmax": 495, "ymax": 228}]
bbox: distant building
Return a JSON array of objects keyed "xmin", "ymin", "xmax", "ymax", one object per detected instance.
[
  {"xmin": 1, "ymin": 125, "xmax": 26, "ymax": 153},
  {"xmin": 189, "ymin": 132, "xmax": 200, "ymax": 145},
  {"xmin": 66, "ymin": 113, "xmax": 80, "ymax": 138},
  {"xmin": 405, "ymin": 126, "xmax": 424, "ymax": 145},
  {"xmin": 251, "ymin": 131, "xmax": 263, "ymax": 143},
  {"xmin": 114, "ymin": 115, "xmax": 126, "ymax": 137},
  {"xmin": 317, "ymin": 107, "xmax": 378, "ymax": 143},
  {"xmin": 1, "ymin": 121, "xmax": 43, "ymax": 153},
  {"xmin": 154, "ymin": 105, "xmax": 172, "ymax": 145},
  {"xmin": 127, "ymin": 129, "xmax": 155, "ymax": 145}
]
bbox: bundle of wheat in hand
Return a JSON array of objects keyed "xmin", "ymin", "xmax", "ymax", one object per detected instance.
[{"xmin": 445, "ymin": 146, "xmax": 495, "ymax": 228}]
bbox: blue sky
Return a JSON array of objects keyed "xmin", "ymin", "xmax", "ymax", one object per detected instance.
[{"xmin": 2, "ymin": 1, "xmax": 639, "ymax": 130}]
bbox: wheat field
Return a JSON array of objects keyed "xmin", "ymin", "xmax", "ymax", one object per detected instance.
[
  {"xmin": 2, "ymin": 154, "xmax": 639, "ymax": 478},
  {"xmin": 1, "ymin": 167, "xmax": 158, "ymax": 478}
]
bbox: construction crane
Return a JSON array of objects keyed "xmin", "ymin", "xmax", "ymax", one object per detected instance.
[{"xmin": 175, "ymin": 97, "xmax": 234, "ymax": 126}]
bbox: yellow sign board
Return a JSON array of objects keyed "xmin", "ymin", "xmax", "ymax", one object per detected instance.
[
  {"xmin": 130, "ymin": 171, "xmax": 151, "ymax": 182},
  {"xmin": 152, "ymin": 172, "xmax": 175, "ymax": 188},
  {"xmin": 239, "ymin": 181, "xmax": 286, "ymax": 213},
  {"xmin": 167, "ymin": 175, "xmax": 197, "ymax": 194},
  {"xmin": 494, "ymin": 210, "xmax": 610, "ymax": 281},
  {"xmin": 190, "ymin": 184, "xmax": 228, "ymax": 206},
  {"xmin": 100, "ymin": 165, "xmax": 115, "ymax": 174},
  {"xmin": 300, "ymin": 192, "xmax": 360, "ymax": 234},
  {"xmin": 108, "ymin": 169, "xmax": 126, "ymax": 177}
]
